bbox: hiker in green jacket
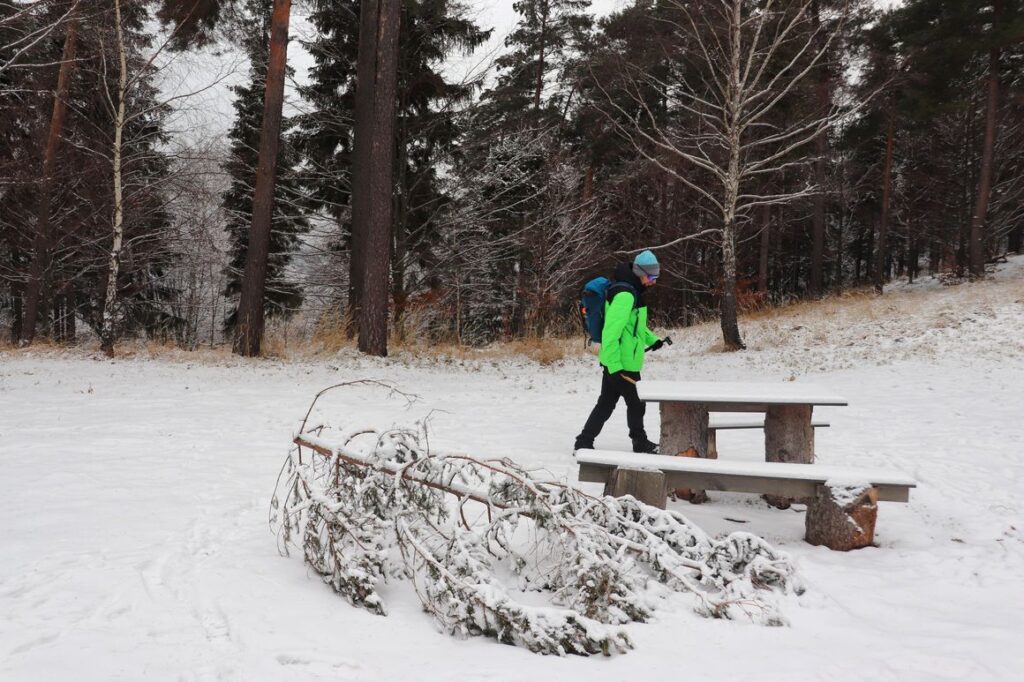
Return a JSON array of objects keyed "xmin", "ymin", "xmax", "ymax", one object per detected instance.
[{"xmin": 574, "ymin": 250, "xmax": 671, "ymax": 454}]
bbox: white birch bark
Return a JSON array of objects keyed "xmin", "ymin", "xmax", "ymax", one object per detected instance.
[{"xmin": 100, "ymin": 0, "xmax": 128, "ymax": 356}]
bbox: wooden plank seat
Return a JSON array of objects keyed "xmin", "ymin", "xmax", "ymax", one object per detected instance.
[{"xmin": 576, "ymin": 449, "xmax": 916, "ymax": 551}]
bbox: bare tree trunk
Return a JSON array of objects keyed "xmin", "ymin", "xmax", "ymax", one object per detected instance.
[
  {"xmin": 355, "ymin": 0, "xmax": 400, "ymax": 357},
  {"xmin": 758, "ymin": 202, "xmax": 770, "ymax": 293},
  {"xmin": 534, "ymin": 4, "xmax": 548, "ymax": 111},
  {"xmin": 582, "ymin": 165, "xmax": 594, "ymax": 202},
  {"xmin": 969, "ymin": 43, "xmax": 1001, "ymax": 278},
  {"xmin": 21, "ymin": 10, "xmax": 79, "ymax": 345},
  {"xmin": 874, "ymin": 115, "xmax": 895, "ymax": 295},
  {"xmin": 232, "ymin": 0, "xmax": 292, "ymax": 357},
  {"xmin": 100, "ymin": 0, "xmax": 129, "ymax": 357},
  {"xmin": 808, "ymin": 0, "xmax": 829, "ymax": 298},
  {"xmin": 347, "ymin": 0, "xmax": 380, "ymax": 340},
  {"xmin": 720, "ymin": 0, "xmax": 744, "ymax": 351}
]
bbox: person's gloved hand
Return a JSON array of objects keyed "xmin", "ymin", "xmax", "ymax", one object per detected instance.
[{"xmin": 648, "ymin": 336, "xmax": 673, "ymax": 352}]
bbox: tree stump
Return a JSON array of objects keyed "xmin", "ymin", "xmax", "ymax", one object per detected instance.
[
  {"xmin": 604, "ymin": 466, "xmax": 666, "ymax": 509},
  {"xmin": 805, "ymin": 482, "xmax": 879, "ymax": 551},
  {"xmin": 661, "ymin": 402, "xmax": 709, "ymax": 503},
  {"xmin": 763, "ymin": 404, "xmax": 814, "ymax": 509}
]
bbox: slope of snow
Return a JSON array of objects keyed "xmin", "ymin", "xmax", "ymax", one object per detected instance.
[{"xmin": 1, "ymin": 258, "xmax": 1022, "ymax": 681}]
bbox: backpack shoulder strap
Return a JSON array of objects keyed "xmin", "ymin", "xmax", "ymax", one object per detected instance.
[{"xmin": 606, "ymin": 281, "xmax": 638, "ymax": 307}]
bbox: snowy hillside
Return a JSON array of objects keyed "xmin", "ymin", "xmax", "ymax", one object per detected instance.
[{"xmin": 1, "ymin": 258, "xmax": 1022, "ymax": 681}]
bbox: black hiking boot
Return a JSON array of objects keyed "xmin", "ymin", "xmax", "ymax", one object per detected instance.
[
  {"xmin": 632, "ymin": 438, "xmax": 659, "ymax": 454},
  {"xmin": 573, "ymin": 436, "xmax": 594, "ymax": 454}
]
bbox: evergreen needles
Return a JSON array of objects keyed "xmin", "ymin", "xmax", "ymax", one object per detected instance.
[{"xmin": 271, "ymin": 417, "xmax": 803, "ymax": 656}]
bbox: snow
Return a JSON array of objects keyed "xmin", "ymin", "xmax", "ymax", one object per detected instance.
[
  {"xmin": 577, "ymin": 451, "xmax": 917, "ymax": 487},
  {"xmin": 637, "ymin": 380, "xmax": 848, "ymax": 405},
  {"xmin": 824, "ymin": 480, "xmax": 874, "ymax": 508},
  {"xmin": 2, "ymin": 258, "xmax": 1023, "ymax": 680}
]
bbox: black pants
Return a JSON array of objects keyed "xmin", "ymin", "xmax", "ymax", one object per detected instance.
[{"xmin": 577, "ymin": 368, "xmax": 647, "ymax": 446}]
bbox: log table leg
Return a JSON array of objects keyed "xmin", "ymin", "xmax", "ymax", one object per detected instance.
[
  {"xmin": 763, "ymin": 404, "xmax": 814, "ymax": 509},
  {"xmin": 660, "ymin": 402, "xmax": 710, "ymax": 503}
]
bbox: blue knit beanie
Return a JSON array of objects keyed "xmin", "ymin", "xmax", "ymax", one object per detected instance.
[{"xmin": 632, "ymin": 249, "xmax": 660, "ymax": 278}]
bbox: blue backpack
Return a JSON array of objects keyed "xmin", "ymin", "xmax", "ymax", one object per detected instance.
[{"xmin": 580, "ymin": 277, "xmax": 637, "ymax": 344}]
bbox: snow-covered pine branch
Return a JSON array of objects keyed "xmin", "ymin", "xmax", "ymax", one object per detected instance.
[{"xmin": 271, "ymin": 396, "xmax": 803, "ymax": 656}]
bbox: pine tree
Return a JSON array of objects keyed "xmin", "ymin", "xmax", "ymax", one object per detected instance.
[
  {"xmin": 483, "ymin": 0, "xmax": 592, "ymax": 125},
  {"xmin": 454, "ymin": 0, "xmax": 592, "ymax": 339},
  {"xmin": 223, "ymin": 0, "xmax": 308, "ymax": 330},
  {"xmin": 890, "ymin": 0, "xmax": 1024, "ymax": 277},
  {"xmin": 295, "ymin": 0, "xmax": 488, "ymax": 337}
]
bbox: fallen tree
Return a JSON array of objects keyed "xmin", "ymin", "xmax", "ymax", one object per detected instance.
[{"xmin": 270, "ymin": 386, "xmax": 804, "ymax": 656}]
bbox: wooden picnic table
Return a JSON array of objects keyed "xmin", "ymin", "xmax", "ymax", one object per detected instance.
[{"xmin": 636, "ymin": 380, "xmax": 848, "ymax": 467}]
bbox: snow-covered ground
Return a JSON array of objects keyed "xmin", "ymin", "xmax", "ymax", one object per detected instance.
[{"xmin": 2, "ymin": 259, "xmax": 1023, "ymax": 681}]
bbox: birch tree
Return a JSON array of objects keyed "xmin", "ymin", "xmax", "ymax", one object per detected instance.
[
  {"xmin": 98, "ymin": 0, "xmax": 129, "ymax": 355},
  {"xmin": 603, "ymin": 0, "xmax": 852, "ymax": 349}
]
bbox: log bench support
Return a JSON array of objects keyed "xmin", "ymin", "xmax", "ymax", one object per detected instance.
[
  {"xmin": 603, "ymin": 466, "xmax": 666, "ymax": 510},
  {"xmin": 764, "ymin": 404, "xmax": 814, "ymax": 509},
  {"xmin": 805, "ymin": 482, "xmax": 879, "ymax": 551},
  {"xmin": 660, "ymin": 401, "xmax": 711, "ymax": 504}
]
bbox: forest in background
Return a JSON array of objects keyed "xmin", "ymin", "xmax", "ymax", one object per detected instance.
[{"xmin": 1, "ymin": 0, "xmax": 1021, "ymax": 357}]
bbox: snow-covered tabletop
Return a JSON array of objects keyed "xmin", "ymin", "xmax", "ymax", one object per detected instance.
[{"xmin": 637, "ymin": 380, "xmax": 848, "ymax": 406}]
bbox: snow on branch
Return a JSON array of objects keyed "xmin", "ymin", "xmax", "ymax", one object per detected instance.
[{"xmin": 271, "ymin": 390, "xmax": 803, "ymax": 656}]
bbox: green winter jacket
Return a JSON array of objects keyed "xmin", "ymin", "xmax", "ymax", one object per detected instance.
[{"xmin": 598, "ymin": 290, "xmax": 660, "ymax": 374}]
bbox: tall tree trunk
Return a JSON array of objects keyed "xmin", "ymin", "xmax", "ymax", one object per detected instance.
[
  {"xmin": 355, "ymin": 0, "xmax": 400, "ymax": 357},
  {"xmin": 874, "ymin": 115, "xmax": 895, "ymax": 295},
  {"xmin": 969, "ymin": 43, "xmax": 1001, "ymax": 278},
  {"xmin": 758, "ymin": 202, "xmax": 770, "ymax": 293},
  {"xmin": 347, "ymin": 0, "xmax": 381, "ymax": 339},
  {"xmin": 9, "ymin": 246, "xmax": 24, "ymax": 342},
  {"xmin": 20, "ymin": 10, "xmax": 79, "ymax": 345},
  {"xmin": 101, "ymin": 0, "xmax": 129, "ymax": 357},
  {"xmin": 808, "ymin": 0, "xmax": 829, "ymax": 298},
  {"xmin": 534, "ymin": 5, "xmax": 547, "ymax": 111},
  {"xmin": 719, "ymin": 0, "xmax": 744, "ymax": 351},
  {"xmin": 232, "ymin": 0, "xmax": 292, "ymax": 357}
]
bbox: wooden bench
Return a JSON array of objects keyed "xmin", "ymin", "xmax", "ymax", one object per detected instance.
[{"xmin": 576, "ymin": 449, "xmax": 916, "ymax": 551}]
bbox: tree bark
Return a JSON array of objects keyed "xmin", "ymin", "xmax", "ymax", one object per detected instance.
[
  {"xmin": 20, "ymin": 10, "xmax": 79, "ymax": 345},
  {"xmin": 347, "ymin": 0, "xmax": 381, "ymax": 339},
  {"xmin": 719, "ymin": 0, "xmax": 744, "ymax": 351},
  {"xmin": 758, "ymin": 202, "xmax": 770, "ymax": 293},
  {"xmin": 873, "ymin": 114, "xmax": 895, "ymax": 295},
  {"xmin": 232, "ymin": 0, "xmax": 292, "ymax": 357},
  {"xmin": 763, "ymin": 404, "xmax": 814, "ymax": 509},
  {"xmin": 354, "ymin": 0, "xmax": 401, "ymax": 357},
  {"xmin": 969, "ymin": 43, "xmax": 1001, "ymax": 279},
  {"xmin": 534, "ymin": 4, "xmax": 547, "ymax": 112},
  {"xmin": 805, "ymin": 483, "xmax": 878, "ymax": 551},
  {"xmin": 809, "ymin": 0, "xmax": 829, "ymax": 298},
  {"xmin": 101, "ymin": 0, "xmax": 129, "ymax": 357},
  {"xmin": 661, "ymin": 403, "xmax": 710, "ymax": 503}
]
